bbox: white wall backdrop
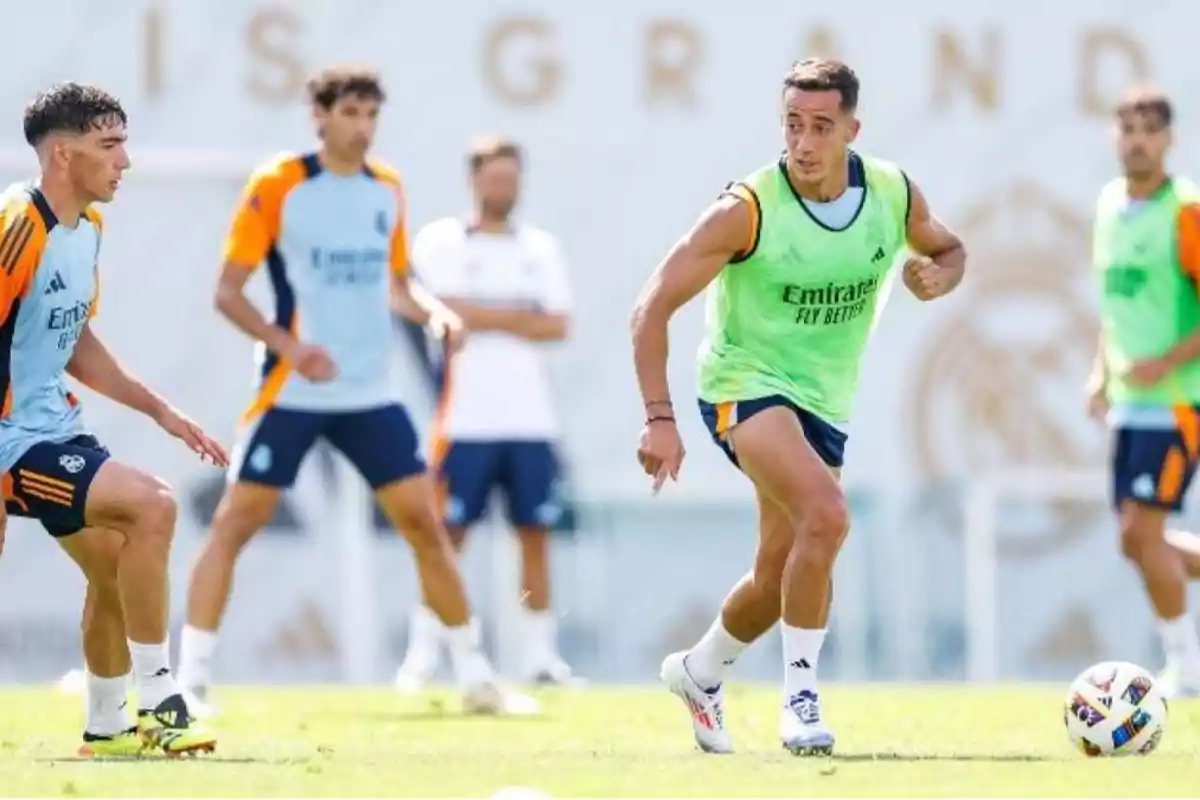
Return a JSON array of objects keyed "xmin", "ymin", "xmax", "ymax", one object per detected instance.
[{"xmin": 0, "ymin": 0, "xmax": 1197, "ymax": 683}]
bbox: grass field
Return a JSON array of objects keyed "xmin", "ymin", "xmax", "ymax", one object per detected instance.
[{"xmin": 0, "ymin": 684, "xmax": 1198, "ymax": 797}]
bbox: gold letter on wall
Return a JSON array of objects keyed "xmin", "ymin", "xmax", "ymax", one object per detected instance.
[
  {"xmin": 481, "ymin": 17, "xmax": 559, "ymax": 107},
  {"xmin": 247, "ymin": 7, "xmax": 305, "ymax": 105},
  {"xmin": 1079, "ymin": 29, "xmax": 1149, "ymax": 117},
  {"xmin": 933, "ymin": 28, "xmax": 1001, "ymax": 112},
  {"xmin": 645, "ymin": 20, "xmax": 702, "ymax": 109}
]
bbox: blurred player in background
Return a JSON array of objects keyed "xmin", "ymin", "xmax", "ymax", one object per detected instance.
[
  {"xmin": 632, "ymin": 59, "xmax": 965, "ymax": 755},
  {"xmin": 177, "ymin": 67, "xmax": 535, "ymax": 717},
  {"xmin": 1086, "ymin": 86, "xmax": 1200, "ymax": 698},
  {"xmin": 3, "ymin": 83, "xmax": 226, "ymax": 756},
  {"xmin": 395, "ymin": 138, "xmax": 575, "ymax": 689}
]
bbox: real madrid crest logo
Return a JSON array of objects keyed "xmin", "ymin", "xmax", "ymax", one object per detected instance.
[{"xmin": 910, "ymin": 183, "xmax": 1105, "ymax": 557}]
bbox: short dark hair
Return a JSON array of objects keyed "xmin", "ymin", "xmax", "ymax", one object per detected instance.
[
  {"xmin": 1116, "ymin": 86, "xmax": 1173, "ymax": 127},
  {"xmin": 468, "ymin": 136, "xmax": 522, "ymax": 174},
  {"xmin": 23, "ymin": 82, "xmax": 127, "ymax": 147},
  {"xmin": 782, "ymin": 58, "xmax": 859, "ymax": 112},
  {"xmin": 306, "ymin": 65, "xmax": 386, "ymax": 109}
]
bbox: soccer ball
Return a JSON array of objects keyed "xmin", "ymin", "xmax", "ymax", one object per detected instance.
[{"xmin": 1064, "ymin": 661, "xmax": 1167, "ymax": 757}]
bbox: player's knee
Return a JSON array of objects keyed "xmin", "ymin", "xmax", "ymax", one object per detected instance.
[
  {"xmin": 1119, "ymin": 510, "xmax": 1157, "ymax": 563},
  {"xmin": 404, "ymin": 510, "xmax": 453, "ymax": 558},
  {"xmin": 796, "ymin": 493, "xmax": 849, "ymax": 559},
  {"xmin": 126, "ymin": 476, "xmax": 177, "ymax": 546}
]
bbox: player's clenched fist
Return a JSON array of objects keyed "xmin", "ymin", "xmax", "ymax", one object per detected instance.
[
  {"xmin": 637, "ymin": 416, "xmax": 685, "ymax": 494},
  {"xmin": 430, "ymin": 308, "xmax": 468, "ymax": 356},
  {"xmin": 284, "ymin": 341, "xmax": 338, "ymax": 382},
  {"xmin": 902, "ymin": 255, "xmax": 955, "ymax": 301}
]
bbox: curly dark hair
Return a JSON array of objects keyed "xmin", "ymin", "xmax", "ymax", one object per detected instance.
[
  {"xmin": 306, "ymin": 65, "xmax": 386, "ymax": 110},
  {"xmin": 23, "ymin": 82, "xmax": 127, "ymax": 147}
]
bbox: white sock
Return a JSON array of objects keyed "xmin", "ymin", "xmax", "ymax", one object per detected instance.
[
  {"xmin": 686, "ymin": 616, "xmax": 749, "ymax": 690},
  {"xmin": 521, "ymin": 608, "xmax": 559, "ymax": 667},
  {"xmin": 178, "ymin": 625, "xmax": 218, "ymax": 691},
  {"xmin": 85, "ymin": 672, "xmax": 131, "ymax": 736},
  {"xmin": 444, "ymin": 619, "xmax": 493, "ymax": 688},
  {"xmin": 1158, "ymin": 613, "xmax": 1200, "ymax": 666},
  {"xmin": 128, "ymin": 638, "xmax": 178, "ymax": 711},
  {"xmin": 407, "ymin": 606, "xmax": 445, "ymax": 656},
  {"xmin": 781, "ymin": 623, "xmax": 826, "ymax": 703}
]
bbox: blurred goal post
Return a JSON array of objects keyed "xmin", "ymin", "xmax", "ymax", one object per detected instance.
[{"xmin": 963, "ymin": 468, "xmax": 1108, "ymax": 683}]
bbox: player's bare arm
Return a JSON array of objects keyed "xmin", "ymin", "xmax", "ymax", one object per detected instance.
[
  {"xmin": 1086, "ymin": 328, "xmax": 1111, "ymax": 419},
  {"xmin": 901, "ymin": 179, "xmax": 966, "ymax": 301},
  {"xmin": 392, "ymin": 273, "xmax": 467, "ymax": 353},
  {"xmin": 631, "ymin": 194, "xmax": 753, "ymax": 491},
  {"xmin": 214, "ymin": 261, "xmax": 336, "ymax": 382},
  {"xmin": 66, "ymin": 325, "xmax": 228, "ymax": 466},
  {"xmin": 440, "ymin": 297, "xmax": 567, "ymax": 342},
  {"xmin": 1126, "ymin": 203, "xmax": 1200, "ymax": 388}
]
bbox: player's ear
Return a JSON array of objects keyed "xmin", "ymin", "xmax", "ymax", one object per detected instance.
[
  {"xmin": 48, "ymin": 135, "xmax": 75, "ymax": 169},
  {"xmin": 846, "ymin": 116, "xmax": 861, "ymax": 143},
  {"xmin": 311, "ymin": 105, "xmax": 327, "ymax": 139}
]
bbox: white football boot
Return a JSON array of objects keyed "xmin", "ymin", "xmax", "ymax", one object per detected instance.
[
  {"xmin": 660, "ymin": 651, "xmax": 733, "ymax": 754},
  {"xmin": 462, "ymin": 680, "xmax": 541, "ymax": 716},
  {"xmin": 780, "ymin": 689, "xmax": 835, "ymax": 756}
]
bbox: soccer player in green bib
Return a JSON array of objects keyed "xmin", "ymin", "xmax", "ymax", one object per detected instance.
[
  {"xmin": 1086, "ymin": 87, "xmax": 1200, "ymax": 698},
  {"xmin": 631, "ymin": 59, "xmax": 967, "ymax": 755}
]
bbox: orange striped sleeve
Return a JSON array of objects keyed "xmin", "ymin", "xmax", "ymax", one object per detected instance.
[
  {"xmin": 0, "ymin": 202, "xmax": 46, "ymax": 324},
  {"xmin": 1179, "ymin": 202, "xmax": 1200, "ymax": 284},
  {"xmin": 367, "ymin": 159, "xmax": 410, "ymax": 276},
  {"xmin": 0, "ymin": 201, "xmax": 47, "ymax": 420},
  {"xmin": 222, "ymin": 155, "xmax": 307, "ymax": 270}
]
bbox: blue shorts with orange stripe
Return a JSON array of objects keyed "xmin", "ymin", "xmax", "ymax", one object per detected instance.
[
  {"xmin": 1112, "ymin": 408, "xmax": 1200, "ymax": 512},
  {"xmin": 698, "ymin": 395, "xmax": 848, "ymax": 470},
  {"xmin": 3, "ymin": 434, "xmax": 110, "ymax": 537}
]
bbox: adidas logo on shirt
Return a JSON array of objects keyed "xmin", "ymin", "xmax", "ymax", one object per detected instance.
[
  {"xmin": 871, "ymin": 247, "xmax": 886, "ymax": 263},
  {"xmin": 43, "ymin": 270, "xmax": 67, "ymax": 295}
]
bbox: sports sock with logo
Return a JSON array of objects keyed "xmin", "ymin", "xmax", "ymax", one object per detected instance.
[
  {"xmin": 686, "ymin": 616, "xmax": 749, "ymax": 691},
  {"xmin": 781, "ymin": 623, "xmax": 826, "ymax": 704},
  {"xmin": 128, "ymin": 638, "xmax": 179, "ymax": 711}
]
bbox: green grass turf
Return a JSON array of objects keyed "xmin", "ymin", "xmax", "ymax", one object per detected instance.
[{"xmin": 0, "ymin": 684, "xmax": 1197, "ymax": 797}]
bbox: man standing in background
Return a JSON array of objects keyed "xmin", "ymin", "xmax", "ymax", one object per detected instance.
[
  {"xmin": 1087, "ymin": 86, "xmax": 1200, "ymax": 697},
  {"xmin": 395, "ymin": 138, "xmax": 576, "ymax": 688}
]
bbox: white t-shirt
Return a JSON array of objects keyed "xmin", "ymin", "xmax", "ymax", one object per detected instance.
[{"xmin": 411, "ymin": 217, "xmax": 571, "ymax": 441}]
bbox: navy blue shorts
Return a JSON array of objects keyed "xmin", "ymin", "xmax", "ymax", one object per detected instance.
[
  {"xmin": 438, "ymin": 440, "xmax": 561, "ymax": 529},
  {"xmin": 4, "ymin": 434, "xmax": 110, "ymax": 537},
  {"xmin": 233, "ymin": 404, "xmax": 424, "ymax": 489},
  {"xmin": 1112, "ymin": 425, "xmax": 1200, "ymax": 512},
  {"xmin": 698, "ymin": 395, "xmax": 848, "ymax": 470}
]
